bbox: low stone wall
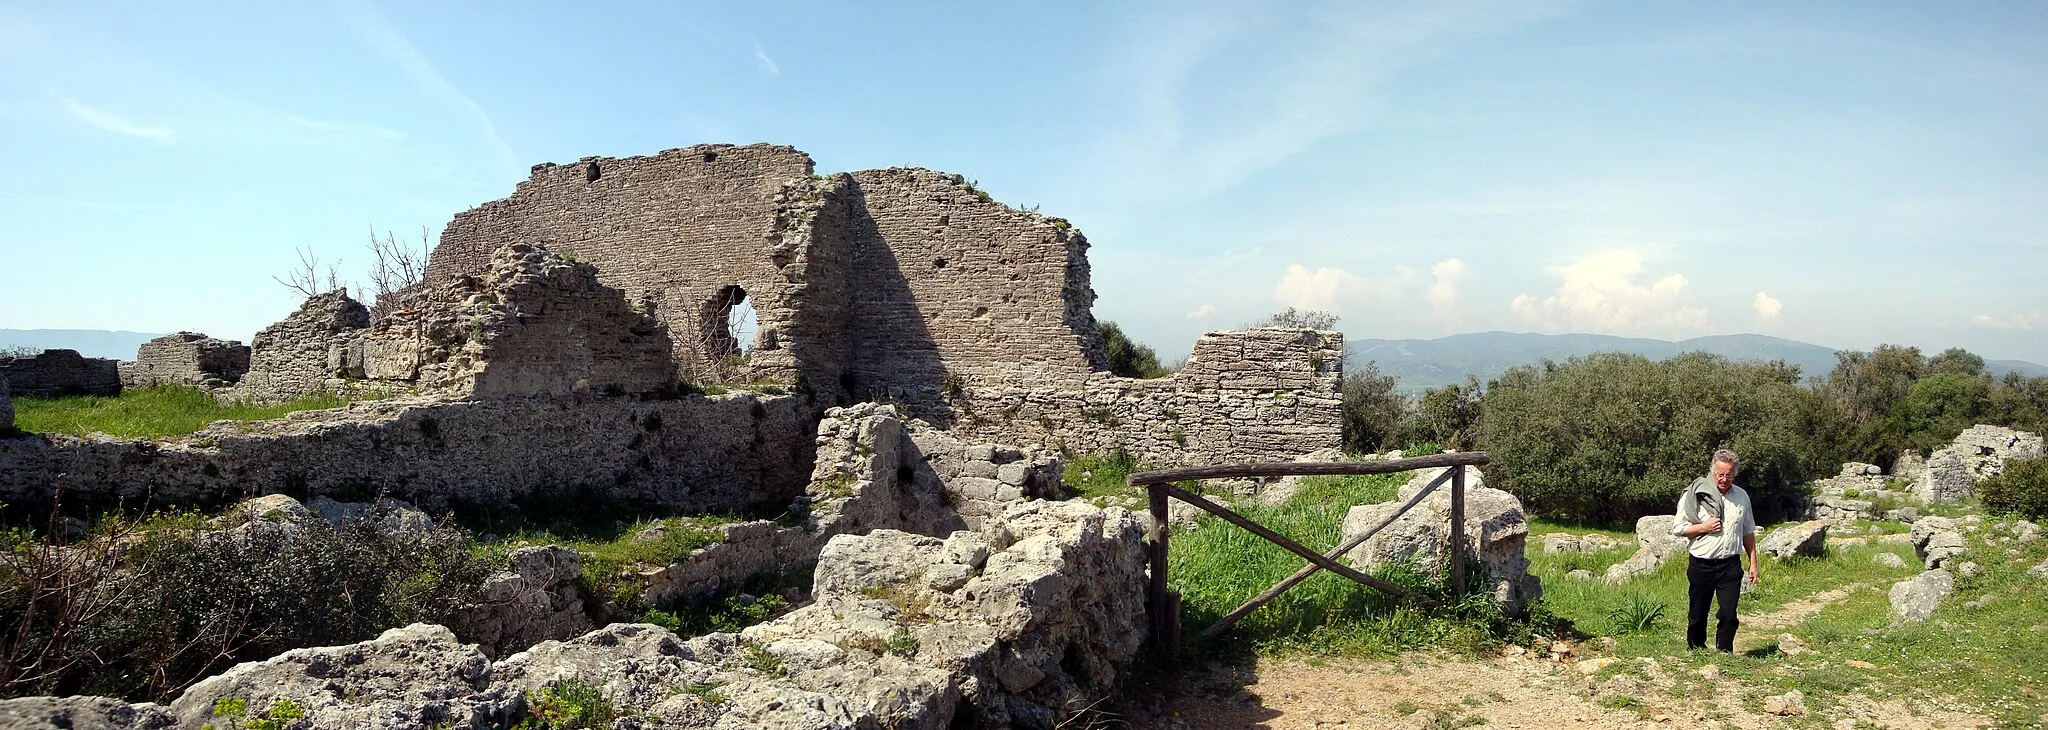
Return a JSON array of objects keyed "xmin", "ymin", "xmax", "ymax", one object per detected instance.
[
  {"xmin": 119, "ymin": 332, "xmax": 249, "ymax": 389},
  {"xmin": 0, "ymin": 349, "xmax": 121, "ymax": 398},
  {"xmin": 958, "ymin": 328, "xmax": 1344, "ymax": 466},
  {"xmin": 0, "ymin": 392, "xmax": 815, "ymax": 513}
]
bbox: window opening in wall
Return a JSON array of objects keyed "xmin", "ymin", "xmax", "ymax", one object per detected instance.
[
  {"xmin": 585, "ymin": 162, "xmax": 601, "ymax": 182},
  {"xmin": 702, "ymin": 151, "xmax": 719, "ymax": 163},
  {"xmin": 706, "ymin": 285, "xmax": 759, "ymax": 366}
]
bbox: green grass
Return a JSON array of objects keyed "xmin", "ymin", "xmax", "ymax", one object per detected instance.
[
  {"xmin": 1527, "ymin": 513, "xmax": 2048, "ymax": 726},
  {"xmin": 1166, "ymin": 471, "xmax": 1524, "ymax": 658},
  {"xmin": 11, "ymin": 385, "xmax": 385, "ymax": 439}
]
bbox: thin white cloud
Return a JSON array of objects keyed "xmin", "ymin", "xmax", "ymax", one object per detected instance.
[
  {"xmin": 1509, "ymin": 250, "xmax": 1707, "ymax": 334},
  {"xmin": 1186, "ymin": 304, "xmax": 1216, "ymax": 319},
  {"xmin": 52, "ymin": 94, "xmax": 172, "ymax": 142},
  {"xmin": 286, "ymin": 114, "xmax": 408, "ymax": 141},
  {"xmin": 1972, "ymin": 312, "xmax": 2044, "ymax": 331},
  {"xmin": 334, "ymin": 0, "xmax": 514, "ymax": 165},
  {"xmin": 1099, "ymin": 1, "xmax": 1579, "ymax": 200},
  {"xmin": 750, "ymin": 38, "xmax": 780, "ymax": 75},
  {"xmin": 1753, "ymin": 292, "xmax": 1783, "ymax": 321},
  {"xmin": 1272, "ymin": 263, "xmax": 1415, "ymax": 313}
]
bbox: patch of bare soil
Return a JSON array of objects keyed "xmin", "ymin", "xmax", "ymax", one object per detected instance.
[{"xmin": 1115, "ymin": 651, "xmax": 1992, "ymax": 730}]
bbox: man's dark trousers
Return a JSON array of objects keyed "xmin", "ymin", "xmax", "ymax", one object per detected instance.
[{"xmin": 1686, "ymin": 554, "xmax": 1742, "ymax": 652}]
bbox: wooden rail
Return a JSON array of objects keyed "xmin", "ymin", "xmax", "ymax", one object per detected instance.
[{"xmin": 1132, "ymin": 452, "xmax": 1490, "ymax": 658}]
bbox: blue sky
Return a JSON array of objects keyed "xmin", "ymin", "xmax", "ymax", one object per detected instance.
[{"xmin": 4, "ymin": 0, "xmax": 2045, "ymax": 364}]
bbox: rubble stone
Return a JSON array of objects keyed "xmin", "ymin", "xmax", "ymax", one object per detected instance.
[
  {"xmin": 1889, "ymin": 569, "xmax": 1955, "ymax": 623},
  {"xmin": 119, "ymin": 332, "xmax": 248, "ymax": 389},
  {"xmin": 1340, "ymin": 468, "xmax": 1542, "ymax": 614}
]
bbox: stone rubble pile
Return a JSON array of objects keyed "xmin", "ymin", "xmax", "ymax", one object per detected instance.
[
  {"xmin": 0, "ymin": 500, "xmax": 1147, "ymax": 730},
  {"xmin": 1602, "ymin": 515, "xmax": 1688, "ymax": 584},
  {"xmin": 1915, "ymin": 425, "xmax": 2043, "ymax": 503}
]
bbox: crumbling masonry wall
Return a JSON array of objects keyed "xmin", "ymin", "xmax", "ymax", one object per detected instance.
[
  {"xmin": 0, "ymin": 349, "xmax": 122, "ymax": 398},
  {"xmin": 230, "ymin": 291, "xmax": 370, "ymax": 404},
  {"xmin": 119, "ymin": 332, "xmax": 249, "ymax": 389},
  {"xmin": 420, "ymin": 143, "xmax": 1339, "ymax": 464},
  {"xmin": 0, "ymin": 392, "xmax": 813, "ymax": 513}
]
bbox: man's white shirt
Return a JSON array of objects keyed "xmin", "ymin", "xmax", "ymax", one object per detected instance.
[{"xmin": 1670, "ymin": 478, "xmax": 1756, "ymax": 560}]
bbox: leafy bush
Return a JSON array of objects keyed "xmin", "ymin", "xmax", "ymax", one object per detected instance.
[
  {"xmin": 1980, "ymin": 458, "xmax": 2048, "ymax": 520},
  {"xmin": 1100, "ymin": 321, "xmax": 1168, "ymax": 379},
  {"xmin": 1479, "ymin": 352, "xmax": 1819, "ymax": 525},
  {"xmin": 0, "ymin": 511, "xmax": 493, "ymax": 701},
  {"xmin": 1339, "ymin": 361, "xmax": 1406, "ymax": 453}
]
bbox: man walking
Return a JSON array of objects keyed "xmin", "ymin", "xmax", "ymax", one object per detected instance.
[{"xmin": 1670, "ymin": 448, "xmax": 1758, "ymax": 652}]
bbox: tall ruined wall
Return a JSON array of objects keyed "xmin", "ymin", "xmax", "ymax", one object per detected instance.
[
  {"xmin": 0, "ymin": 349, "xmax": 121, "ymax": 398},
  {"xmin": 0, "ymin": 393, "xmax": 814, "ymax": 512},
  {"xmin": 427, "ymin": 144, "xmax": 850, "ymax": 389},
  {"xmin": 957, "ymin": 329, "xmax": 1345, "ymax": 465},
  {"xmin": 838, "ymin": 169, "xmax": 1104, "ymax": 408},
  {"xmin": 232, "ymin": 291, "xmax": 370, "ymax": 404},
  {"xmin": 363, "ymin": 244, "xmax": 676, "ymax": 398},
  {"xmin": 120, "ymin": 332, "xmax": 249, "ymax": 389}
]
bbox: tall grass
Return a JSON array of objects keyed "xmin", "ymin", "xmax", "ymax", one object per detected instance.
[
  {"xmin": 1167, "ymin": 472, "xmax": 1533, "ymax": 658},
  {"xmin": 11, "ymin": 385, "xmax": 381, "ymax": 439}
]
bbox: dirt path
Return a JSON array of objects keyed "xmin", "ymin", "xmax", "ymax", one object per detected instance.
[{"xmin": 1122, "ymin": 652, "xmax": 1992, "ymax": 730}]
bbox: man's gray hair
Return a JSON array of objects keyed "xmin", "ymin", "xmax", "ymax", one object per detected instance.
[{"xmin": 1712, "ymin": 449, "xmax": 1739, "ymax": 469}]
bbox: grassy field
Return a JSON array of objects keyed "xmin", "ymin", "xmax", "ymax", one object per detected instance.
[
  {"xmin": 1529, "ymin": 515, "xmax": 2048, "ymax": 727},
  {"xmin": 10, "ymin": 385, "xmax": 384, "ymax": 439}
]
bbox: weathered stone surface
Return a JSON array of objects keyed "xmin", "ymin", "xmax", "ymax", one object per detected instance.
[
  {"xmin": 0, "ymin": 349, "xmax": 120, "ymax": 398},
  {"xmin": 230, "ymin": 291, "xmax": 371, "ymax": 405},
  {"xmin": 359, "ymin": 244, "xmax": 676, "ymax": 399},
  {"xmin": 168, "ymin": 623, "xmax": 514, "ymax": 729},
  {"xmin": 1915, "ymin": 425, "xmax": 2044, "ymax": 502},
  {"xmin": 1565, "ymin": 569, "xmax": 1594, "ymax": 581},
  {"xmin": 2029, "ymin": 559, "xmax": 2048, "ymax": 579},
  {"xmin": 1759, "ymin": 521, "xmax": 1828, "ymax": 559},
  {"xmin": 1809, "ymin": 495, "xmax": 1878, "ymax": 525},
  {"xmin": 307, "ymin": 495, "xmax": 435, "ymax": 540},
  {"xmin": 1764, "ymin": 689, "xmax": 1806, "ymax": 716},
  {"xmin": 119, "ymin": 332, "xmax": 248, "ymax": 389},
  {"xmin": 1542, "ymin": 533, "xmax": 1582, "ymax": 554},
  {"xmin": 1340, "ymin": 472, "xmax": 1541, "ymax": 614},
  {"xmin": 0, "ymin": 697, "xmax": 172, "ymax": 730},
  {"xmin": 450, "ymin": 546, "xmax": 593, "ymax": 658},
  {"xmin": 1873, "ymin": 552, "xmax": 1907, "ymax": 568},
  {"xmin": 1888, "ymin": 569, "xmax": 1955, "ymax": 623},
  {"xmin": 0, "ymin": 392, "xmax": 813, "ymax": 512},
  {"xmin": 1603, "ymin": 516, "xmax": 1688, "ymax": 584},
  {"xmin": 1910, "ymin": 517, "xmax": 1967, "ymax": 570}
]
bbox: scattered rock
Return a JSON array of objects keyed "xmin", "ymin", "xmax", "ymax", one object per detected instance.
[
  {"xmin": 1889, "ymin": 569, "xmax": 1956, "ymax": 623},
  {"xmin": 1777, "ymin": 634, "xmax": 1811, "ymax": 656},
  {"xmin": 1872, "ymin": 552, "xmax": 1907, "ymax": 568},
  {"xmin": 1565, "ymin": 569, "xmax": 1595, "ymax": 581},
  {"xmin": 1341, "ymin": 473, "xmax": 1541, "ymax": 614},
  {"xmin": 1759, "ymin": 521, "xmax": 1828, "ymax": 559},
  {"xmin": 1910, "ymin": 517, "xmax": 1967, "ymax": 570},
  {"xmin": 1845, "ymin": 660, "xmax": 1877, "ymax": 669},
  {"xmin": 1957, "ymin": 561, "xmax": 1981, "ymax": 578},
  {"xmin": 1543, "ymin": 533, "xmax": 1584, "ymax": 554},
  {"xmin": 1763, "ymin": 689, "xmax": 1806, "ymax": 716},
  {"xmin": 1576, "ymin": 657, "xmax": 1618, "ymax": 674},
  {"xmin": 1695, "ymin": 664, "xmax": 1720, "ymax": 681},
  {"xmin": 2031, "ymin": 559, "xmax": 2048, "ymax": 579}
]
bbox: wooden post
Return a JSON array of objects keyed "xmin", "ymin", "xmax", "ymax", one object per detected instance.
[
  {"xmin": 1450, "ymin": 464, "xmax": 1467, "ymax": 596},
  {"xmin": 1147, "ymin": 482, "xmax": 1175, "ymax": 658}
]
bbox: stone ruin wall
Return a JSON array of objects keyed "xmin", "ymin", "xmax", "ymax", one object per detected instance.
[
  {"xmin": 0, "ymin": 391, "xmax": 814, "ymax": 514},
  {"xmin": 229, "ymin": 291, "xmax": 371, "ymax": 404},
  {"xmin": 426, "ymin": 144, "xmax": 848, "ymax": 390},
  {"xmin": 0, "ymin": 349, "xmax": 122, "ymax": 398},
  {"xmin": 418, "ymin": 143, "xmax": 1338, "ymax": 465},
  {"xmin": 118, "ymin": 332, "xmax": 249, "ymax": 389}
]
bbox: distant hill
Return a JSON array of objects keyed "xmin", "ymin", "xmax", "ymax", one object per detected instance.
[
  {"xmin": 0, "ymin": 329, "xmax": 164, "ymax": 361},
  {"xmin": 1348, "ymin": 331, "xmax": 2048, "ymax": 392}
]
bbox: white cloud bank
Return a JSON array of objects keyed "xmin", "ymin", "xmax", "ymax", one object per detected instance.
[
  {"xmin": 1272, "ymin": 263, "xmax": 1416, "ymax": 313},
  {"xmin": 1426, "ymin": 258, "xmax": 1468, "ymax": 317},
  {"xmin": 1509, "ymin": 250, "xmax": 1706, "ymax": 334},
  {"xmin": 1186, "ymin": 303, "xmax": 1215, "ymax": 319},
  {"xmin": 1753, "ymin": 292, "xmax": 1782, "ymax": 321}
]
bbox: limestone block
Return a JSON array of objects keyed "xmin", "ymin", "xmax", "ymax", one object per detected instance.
[
  {"xmin": 1340, "ymin": 484, "xmax": 1541, "ymax": 614},
  {"xmin": 1888, "ymin": 569, "xmax": 1954, "ymax": 623},
  {"xmin": 1760, "ymin": 521, "xmax": 1829, "ymax": 559}
]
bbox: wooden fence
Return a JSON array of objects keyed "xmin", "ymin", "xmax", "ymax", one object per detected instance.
[{"xmin": 1126, "ymin": 451, "xmax": 1491, "ymax": 656}]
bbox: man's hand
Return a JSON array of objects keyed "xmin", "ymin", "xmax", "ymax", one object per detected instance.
[
  {"xmin": 1692, "ymin": 517, "xmax": 1722, "ymax": 536},
  {"xmin": 1747, "ymin": 566, "xmax": 1759, "ymax": 585}
]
